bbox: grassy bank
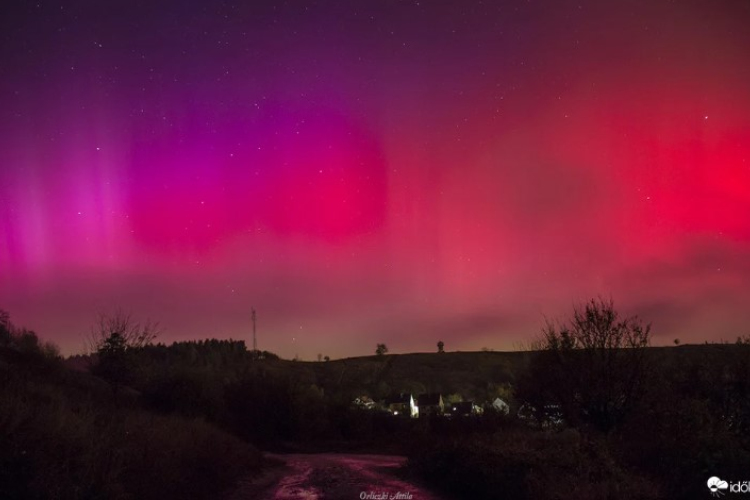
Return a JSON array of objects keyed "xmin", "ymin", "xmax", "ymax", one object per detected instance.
[
  {"xmin": 0, "ymin": 332, "xmax": 262, "ymax": 499},
  {"xmin": 406, "ymin": 427, "xmax": 658, "ymax": 500}
]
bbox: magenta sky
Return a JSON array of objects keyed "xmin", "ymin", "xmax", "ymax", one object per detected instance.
[{"xmin": 1, "ymin": 1, "xmax": 749, "ymax": 358}]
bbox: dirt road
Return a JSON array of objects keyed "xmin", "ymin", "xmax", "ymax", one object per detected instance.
[{"xmin": 228, "ymin": 453, "xmax": 447, "ymax": 500}]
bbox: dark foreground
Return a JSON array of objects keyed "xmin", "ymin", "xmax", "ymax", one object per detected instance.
[{"xmin": 228, "ymin": 453, "xmax": 447, "ymax": 500}]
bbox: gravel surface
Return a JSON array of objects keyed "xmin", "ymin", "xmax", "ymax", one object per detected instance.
[{"xmin": 227, "ymin": 453, "xmax": 447, "ymax": 500}]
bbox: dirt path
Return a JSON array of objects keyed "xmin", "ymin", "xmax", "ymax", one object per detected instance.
[{"xmin": 227, "ymin": 453, "xmax": 448, "ymax": 500}]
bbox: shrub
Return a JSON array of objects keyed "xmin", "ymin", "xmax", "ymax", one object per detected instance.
[
  {"xmin": 518, "ymin": 298, "xmax": 650, "ymax": 433},
  {"xmin": 407, "ymin": 428, "xmax": 659, "ymax": 500},
  {"xmin": 0, "ymin": 336, "xmax": 261, "ymax": 500}
]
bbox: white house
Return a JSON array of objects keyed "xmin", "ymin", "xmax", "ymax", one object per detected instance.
[
  {"xmin": 384, "ymin": 393, "xmax": 419, "ymax": 418},
  {"xmin": 492, "ymin": 397, "xmax": 510, "ymax": 415}
]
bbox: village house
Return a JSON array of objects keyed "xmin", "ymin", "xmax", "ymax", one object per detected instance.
[
  {"xmin": 450, "ymin": 401, "xmax": 483, "ymax": 416},
  {"xmin": 416, "ymin": 393, "xmax": 445, "ymax": 416},
  {"xmin": 352, "ymin": 396, "xmax": 376, "ymax": 410},
  {"xmin": 383, "ymin": 393, "xmax": 419, "ymax": 418},
  {"xmin": 490, "ymin": 397, "xmax": 510, "ymax": 415}
]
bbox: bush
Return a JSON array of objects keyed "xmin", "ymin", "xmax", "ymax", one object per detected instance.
[
  {"xmin": 0, "ymin": 332, "xmax": 261, "ymax": 500},
  {"xmin": 407, "ymin": 428, "xmax": 659, "ymax": 500},
  {"xmin": 518, "ymin": 298, "xmax": 650, "ymax": 433},
  {"xmin": 614, "ymin": 346, "xmax": 750, "ymax": 499}
]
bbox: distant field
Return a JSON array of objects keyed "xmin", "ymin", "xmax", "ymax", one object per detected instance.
[{"xmin": 261, "ymin": 343, "xmax": 736, "ymax": 405}]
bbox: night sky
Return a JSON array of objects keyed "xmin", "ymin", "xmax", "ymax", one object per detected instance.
[{"xmin": 1, "ymin": 0, "xmax": 749, "ymax": 358}]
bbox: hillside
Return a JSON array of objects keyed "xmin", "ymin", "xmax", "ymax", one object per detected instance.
[
  {"xmin": 303, "ymin": 351, "xmax": 530, "ymax": 402},
  {"xmin": 257, "ymin": 343, "xmax": 742, "ymax": 406},
  {"xmin": 0, "ymin": 334, "xmax": 263, "ymax": 499},
  {"xmin": 67, "ymin": 342, "xmax": 738, "ymax": 408},
  {"xmin": 6, "ymin": 311, "xmax": 750, "ymax": 500}
]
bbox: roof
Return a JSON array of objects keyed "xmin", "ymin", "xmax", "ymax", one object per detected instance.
[
  {"xmin": 451, "ymin": 402, "xmax": 475, "ymax": 413},
  {"xmin": 384, "ymin": 393, "xmax": 412, "ymax": 405},
  {"xmin": 417, "ymin": 393, "xmax": 443, "ymax": 406}
]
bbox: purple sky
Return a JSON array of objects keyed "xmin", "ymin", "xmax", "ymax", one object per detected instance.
[{"xmin": 1, "ymin": 0, "xmax": 749, "ymax": 358}]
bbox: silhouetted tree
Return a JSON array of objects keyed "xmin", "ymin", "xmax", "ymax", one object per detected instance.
[
  {"xmin": 88, "ymin": 310, "xmax": 159, "ymax": 353},
  {"xmin": 519, "ymin": 298, "xmax": 651, "ymax": 433},
  {"xmin": 0, "ymin": 309, "xmax": 10, "ymax": 345},
  {"xmin": 376, "ymin": 343, "xmax": 388, "ymax": 356},
  {"xmin": 437, "ymin": 341, "xmax": 445, "ymax": 353},
  {"xmin": 89, "ymin": 310, "xmax": 159, "ymax": 396},
  {"xmin": 0, "ymin": 309, "xmax": 59, "ymax": 359}
]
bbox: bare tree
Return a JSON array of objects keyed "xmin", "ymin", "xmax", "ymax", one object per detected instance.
[
  {"xmin": 375, "ymin": 343, "xmax": 388, "ymax": 356},
  {"xmin": 519, "ymin": 298, "xmax": 651, "ymax": 432},
  {"xmin": 87, "ymin": 309, "xmax": 159, "ymax": 354},
  {"xmin": 88, "ymin": 309, "xmax": 159, "ymax": 397}
]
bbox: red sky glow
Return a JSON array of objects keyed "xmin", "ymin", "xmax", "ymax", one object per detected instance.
[{"xmin": 1, "ymin": 0, "xmax": 749, "ymax": 358}]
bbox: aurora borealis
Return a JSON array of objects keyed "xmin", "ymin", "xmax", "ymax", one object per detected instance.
[{"xmin": 1, "ymin": 0, "xmax": 749, "ymax": 358}]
